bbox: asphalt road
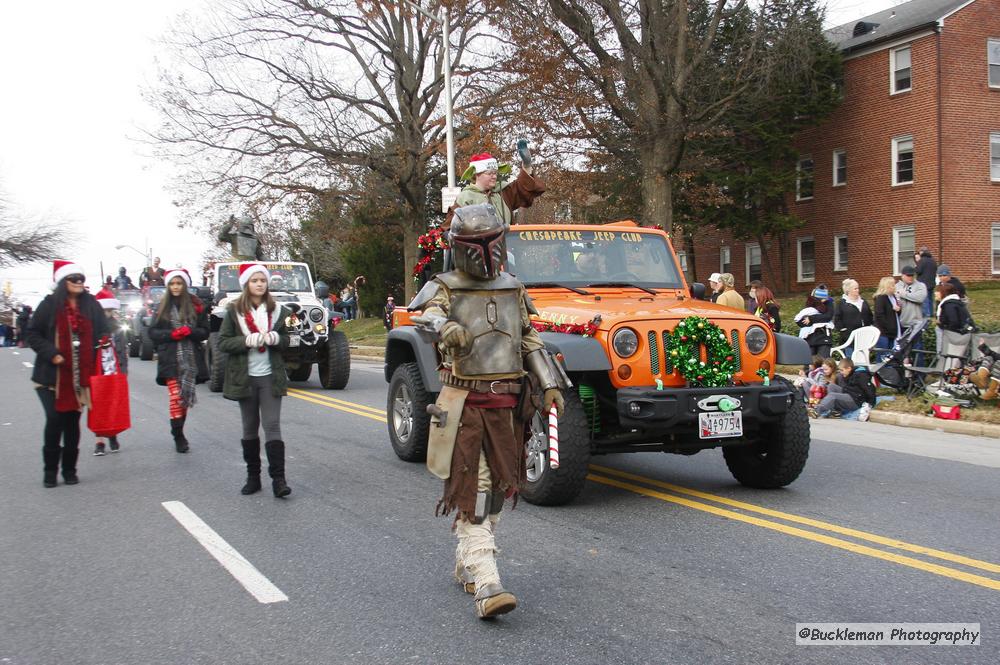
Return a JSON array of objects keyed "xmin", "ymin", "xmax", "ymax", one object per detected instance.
[{"xmin": 1, "ymin": 347, "xmax": 997, "ymax": 665}]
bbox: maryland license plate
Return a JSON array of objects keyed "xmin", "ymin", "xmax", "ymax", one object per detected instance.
[{"xmin": 698, "ymin": 411, "xmax": 743, "ymax": 439}]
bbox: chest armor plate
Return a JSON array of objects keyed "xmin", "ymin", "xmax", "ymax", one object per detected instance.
[{"xmin": 448, "ymin": 288, "xmax": 522, "ymax": 377}]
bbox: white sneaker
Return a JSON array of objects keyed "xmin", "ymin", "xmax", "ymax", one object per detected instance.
[{"xmin": 858, "ymin": 403, "xmax": 871, "ymax": 422}]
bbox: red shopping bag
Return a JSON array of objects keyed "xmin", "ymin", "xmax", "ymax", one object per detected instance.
[{"xmin": 88, "ymin": 350, "xmax": 131, "ymax": 437}]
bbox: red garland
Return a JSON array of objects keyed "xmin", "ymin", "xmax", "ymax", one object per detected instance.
[
  {"xmin": 412, "ymin": 227, "xmax": 449, "ymax": 278},
  {"xmin": 530, "ymin": 315, "xmax": 601, "ymax": 337}
]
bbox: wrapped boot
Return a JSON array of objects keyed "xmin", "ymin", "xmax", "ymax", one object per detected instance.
[
  {"xmin": 240, "ymin": 438, "xmax": 262, "ymax": 495},
  {"xmin": 984, "ymin": 378, "xmax": 1000, "ymax": 401},
  {"xmin": 456, "ymin": 518, "xmax": 516, "ymax": 619},
  {"xmin": 969, "ymin": 367, "xmax": 990, "ymax": 389},
  {"xmin": 265, "ymin": 440, "xmax": 291, "ymax": 497},
  {"xmin": 171, "ymin": 416, "xmax": 189, "ymax": 453}
]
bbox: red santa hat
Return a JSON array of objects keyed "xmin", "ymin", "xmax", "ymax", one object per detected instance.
[
  {"xmin": 238, "ymin": 262, "xmax": 271, "ymax": 288},
  {"xmin": 468, "ymin": 152, "xmax": 498, "ymax": 174},
  {"xmin": 95, "ymin": 287, "xmax": 121, "ymax": 310},
  {"xmin": 53, "ymin": 260, "xmax": 85, "ymax": 285},
  {"xmin": 164, "ymin": 268, "xmax": 192, "ymax": 288}
]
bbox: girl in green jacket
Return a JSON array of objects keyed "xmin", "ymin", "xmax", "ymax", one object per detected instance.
[{"xmin": 218, "ymin": 263, "xmax": 292, "ymax": 497}]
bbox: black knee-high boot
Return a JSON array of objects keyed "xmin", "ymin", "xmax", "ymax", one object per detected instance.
[
  {"xmin": 42, "ymin": 447, "xmax": 61, "ymax": 487},
  {"xmin": 171, "ymin": 416, "xmax": 189, "ymax": 453},
  {"xmin": 61, "ymin": 446, "xmax": 80, "ymax": 484},
  {"xmin": 241, "ymin": 438, "xmax": 262, "ymax": 494},
  {"xmin": 264, "ymin": 440, "xmax": 291, "ymax": 498}
]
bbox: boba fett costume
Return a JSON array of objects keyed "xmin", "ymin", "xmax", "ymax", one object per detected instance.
[{"xmin": 410, "ymin": 203, "xmax": 564, "ymax": 619}]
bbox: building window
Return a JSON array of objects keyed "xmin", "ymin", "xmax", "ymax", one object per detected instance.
[
  {"xmin": 834, "ymin": 235, "xmax": 848, "ymax": 271},
  {"xmin": 720, "ymin": 246, "xmax": 731, "ymax": 274},
  {"xmin": 746, "ymin": 243, "xmax": 762, "ymax": 284},
  {"xmin": 990, "ymin": 39, "xmax": 1000, "ymax": 88},
  {"xmin": 796, "ymin": 156, "xmax": 814, "ymax": 201},
  {"xmin": 892, "ymin": 135, "xmax": 914, "ymax": 186},
  {"xmin": 891, "ymin": 45, "xmax": 912, "ymax": 94},
  {"xmin": 893, "ymin": 226, "xmax": 915, "ymax": 276},
  {"xmin": 832, "ymin": 149, "xmax": 847, "ymax": 186},
  {"xmin": 991, "ymin": 132, "xmax": 1000, "ymax": 181},
  {"xmin": 676, "ymin": 251, "xmax": 688, "ymax": 274},
  {"xmin": 993, "ymin": 225, "xmax": 1000, "ymax": 274},
  {"xmin": 797, "ymin": 237, "xmax": 815, "ymax": 282}
]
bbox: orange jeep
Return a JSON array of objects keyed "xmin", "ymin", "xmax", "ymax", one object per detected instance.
[{"xmin": 385, "ymin": 221, "xmax": 812, "ymax": 506}]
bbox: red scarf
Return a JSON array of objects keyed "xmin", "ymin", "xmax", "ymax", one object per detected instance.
[
  {"xmin": 243, "ymin": 308, "xmax": 271, "ymax": 353},
  {"xmin": 55, "ymin": 302, "xmax": 95, "ymax": 412}
]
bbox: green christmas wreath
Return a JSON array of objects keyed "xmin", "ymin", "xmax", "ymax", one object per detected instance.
[{"xmin": 664, "ymin": 316, "xmax": 738, "ymax": 388}]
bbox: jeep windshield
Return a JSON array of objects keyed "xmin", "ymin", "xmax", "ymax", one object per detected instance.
[
  {"xmin": 506, "ymin": 229, "xmax": 684, "ymax": 289},
  {"xmin": 217, "ymin": 264, "xmax": 313, "ymax": 293}
]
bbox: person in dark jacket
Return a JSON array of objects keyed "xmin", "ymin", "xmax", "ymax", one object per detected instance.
[
  {"xmin": 935, "ymin": 282, "xmax": 974, "ymax": 334},
  {"xmin": 26, "ymin": 261, "xmax": 109, "ymax": 487},
  {"xmin": 812, "ymin": 358, "xmax": 875, "ymax": 419},
  {"xmin": 871, "ymin": 276, "xmax": 901, "ymax": 360},
  {"xmin": 218, "ymin": 263, "xmax": 292, "ymax": 498},
  {"xmin": 148, "ymin": 268, "xmax": 209, "ymax": 453},
  {"xmin": 936, "ymin": 264, "xmax": 966, "ymax": 300},
  {"xmin": 799, "ymin": 285, "xmax": 834, "ymax": 358},
  {"xmin": 833, "ymin": 278, "xmax": 873, "ymax": 355},
  {"xmin": 749, "ymin": 284, "xmax": 781, "ymax": 332},
  {"xmin": 914, "ymin": 247, "xmax": 937, "ymax": 317},
  {"xmin": 16, "ymin": 305, "xmax": 32, "ymax": 347}
]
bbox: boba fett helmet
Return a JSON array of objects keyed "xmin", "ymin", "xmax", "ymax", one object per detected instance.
[{"xmin": 448, "ymin": 203, "xmax": 508, "ymax": 280}]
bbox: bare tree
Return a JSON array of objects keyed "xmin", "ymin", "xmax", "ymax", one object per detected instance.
[
  {"xmin": 148, "ymin": 0, "xmax": 497, "ymax": 299},
  {"xmin": 494, "ymin": 0, "xmax": 783, "ymax": 230},
  {"xmin": 0, "ymin": 183, "xmax": 75, "ymax": 267}
]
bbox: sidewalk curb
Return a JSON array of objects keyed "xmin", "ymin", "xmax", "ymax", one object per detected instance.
[{"xmin": 868, "ymin": 410, "xmax": 1000, "ymax": 438}]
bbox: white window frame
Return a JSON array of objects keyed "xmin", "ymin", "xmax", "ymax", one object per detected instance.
[
  {"xmin": 991, "ymin": 132, "xmax": 1000, "ymax": 182},
  {"xmin": 892, "ymin": 135, "xmax": 914, "ymax": 186},
  {"xmin": 797, "ymin": 236, "xmax": 815, "ymax": 283},
  {"xmin": 676, "ymin": 250, "xmax": 689, "ymax": 274},
  {"xmin": 989, "ymin": 38, "xmax": 1000, "ymax": 89},
  {"xmin": 992, "ymin": 224, "xmax": 1000, "ymax": 275},
  {"xmin": 720, "ymin": 246, "xmax": 731, "ymax": 274},
  {"xmin": 745, "ymin": 243, "xmax": 762, "ymax": 285},
  {"xmin": 834, "ymin": 234, "xmax": 848, "ymax": 272},
  {"xmin": 893, "ymin": 225, "xmax": 916, "ymax": 276},
  {"xmin": 832, "ymin": 149, "xmax": 847, "ymax": 186},
  {"xmin": 796, "ymin": 156, "xmax": 814, "ymax": 201},
  {"xmin": 890, "ymin": 45, "xmax": 912, "ymax": 94}
]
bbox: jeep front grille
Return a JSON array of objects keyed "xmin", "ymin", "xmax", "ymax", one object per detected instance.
[{"xmin": 647, "ymin": 330, "xmax": 660, "ymax": 375}]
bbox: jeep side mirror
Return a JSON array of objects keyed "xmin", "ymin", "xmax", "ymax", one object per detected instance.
[{"xmin": 690, "ymin": 282, "xmax": 707, "ymax": 300}]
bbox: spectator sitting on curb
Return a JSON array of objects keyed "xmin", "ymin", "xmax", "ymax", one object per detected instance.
[
  {"xmin": 936, "ymin": 264, "xmax": 966, "ymax": 300},
  {"xmin": 968, "ymin": 341, "xmax": 1000, "ymax": 400},
  {"xmin": 810, "ymin": 357, "xmax": 875, "ymax": 421}
]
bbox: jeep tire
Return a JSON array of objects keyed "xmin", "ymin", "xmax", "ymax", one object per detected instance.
[
  {"xmin": 128, "ymin": 334, "xmax": 139, "ymax": 358},
  {"xmin": 723, "ymin": 378, "xmax": 809, "ymax": 488},
  {"xmin": 387, "ymin": 362, "xmax": 433, "ymax": 462},
  {"xmin": 520, "ymin": 390, "xmax": 591, "ymax": 506},
  {"xmin": 288, "ymin": 363, "xmax": 312, "ymax": 382},
  {"xmin": 139, "ymin": 329, "xmax": 154, "ymax": 361},
  {"xmin": 318, "ymin": 330, "xmax": 350, "ymax": 389},
  {"xmin": 208, "ymin": 332, "xmax": 226, "ymax": 393}
]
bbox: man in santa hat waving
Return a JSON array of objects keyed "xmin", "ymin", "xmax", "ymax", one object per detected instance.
[{"xmin": 446, "ymin": 140, "xmax": 545, "ymax": 229}]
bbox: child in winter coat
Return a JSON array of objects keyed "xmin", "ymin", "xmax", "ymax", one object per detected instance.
[
  {"xmin": 93, "ymin": 288, "xmax": 129, "ymax": 455},
  {"xmin": 218, "ymin": 263, "xmax": 293, "ymax": 498},
  {"xmin": 148, "ymin": 269, "xmax": 209, "ymax": 453},
  {"xmin": 812, "ymin": 358, "xmax": 876, "ymax": 420}
]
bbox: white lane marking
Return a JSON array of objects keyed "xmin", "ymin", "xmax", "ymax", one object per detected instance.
[
  {"xmin": 22, "ymin": 361, "xmax": 33, "ymax": 368},
  {"xmin": 161, "ymin": 501, "xmax": 288, "ymax": 604}
]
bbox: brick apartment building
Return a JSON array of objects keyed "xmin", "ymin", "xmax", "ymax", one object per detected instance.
[{"xmin": 686, "ymin": 0, "xmax": 1000, "ymax": 293}]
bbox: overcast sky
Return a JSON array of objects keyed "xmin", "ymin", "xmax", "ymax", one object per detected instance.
[{"xmin": 0, "ymin": 0, "xmax": 902, "ymax": 306}]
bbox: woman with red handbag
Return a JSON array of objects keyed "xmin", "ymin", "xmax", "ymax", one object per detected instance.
[
  {"xmin": 25, "ymin": 261, "xmax": 109, "ymax": 487},
  {"xmin": 218, "ymin": 263, "xmax": 292, "ymax": 497},
  {"xmin": 92, "ymin": 288, "xmax": 129, "ymax": 455},
  {"xmin": 148, "ymin": 269, "xmax": 210, "ymax": 453}
]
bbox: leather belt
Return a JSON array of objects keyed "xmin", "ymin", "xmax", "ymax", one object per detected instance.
[{"xmin": 439, "ymin": 370, "xmax": 522, "ymax": 394}]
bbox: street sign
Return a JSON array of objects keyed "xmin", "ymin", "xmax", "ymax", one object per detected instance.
[{"xmin": 441, "ymin": 186, "xmax": 462, "ymax": 213}]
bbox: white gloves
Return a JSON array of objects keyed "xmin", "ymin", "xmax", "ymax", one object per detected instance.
[
  {"xmin": 265, "ymin": 331, "xmax": 280, "ymax": 346},
  {"xmin": 245, "ymin": 332, "xmax": 264, "ymax": 348}
]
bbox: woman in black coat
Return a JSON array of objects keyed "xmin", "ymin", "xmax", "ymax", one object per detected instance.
[
  {"xmin": 935, "ymin": 282, "xmax": 974, "ymax": 334},
  {"xmin": 871, "ymin": 276, "xmax": 901, "ymax": 359},
  {"xmin": 148, "ymin": 269, "xmax": 209, "ymax": 452},
  {"xmin": 26, "ymin": 262, "xmax": 109, "ymax": 487},
  {"xmin": 833, "ymin": 278, "xmax": 873, "ymax": 353}
]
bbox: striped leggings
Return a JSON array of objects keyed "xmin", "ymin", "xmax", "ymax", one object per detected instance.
[{"xmin": 166, "ymin": 378, "xmax": 187, "ymax": 420}]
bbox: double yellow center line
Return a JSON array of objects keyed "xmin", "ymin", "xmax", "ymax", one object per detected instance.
[{"xmin": 289, "ymin": 388, "xmax": 1000, "ymax": 591}]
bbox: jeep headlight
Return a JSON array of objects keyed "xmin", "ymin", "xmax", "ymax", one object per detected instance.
[
  {"xmin": 309, "ymin": 307, "xmax": 323, "ymax": 323},
  {"xmin": 612, "ymin": 328, "xmax": 639, "ymax": 358},
  {"xmin": 745, "ymin": 325, "xmax": 768, "ymax": 355}
]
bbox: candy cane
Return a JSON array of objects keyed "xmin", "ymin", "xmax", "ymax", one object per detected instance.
[{"xmin": 547, "ymin": 404, "xmax": 560, "ymax": 469}]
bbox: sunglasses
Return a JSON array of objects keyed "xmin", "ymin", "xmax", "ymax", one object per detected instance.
[{"xmin": 66, "ymin": 275, "xmax": 86, "ymax": 284}]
